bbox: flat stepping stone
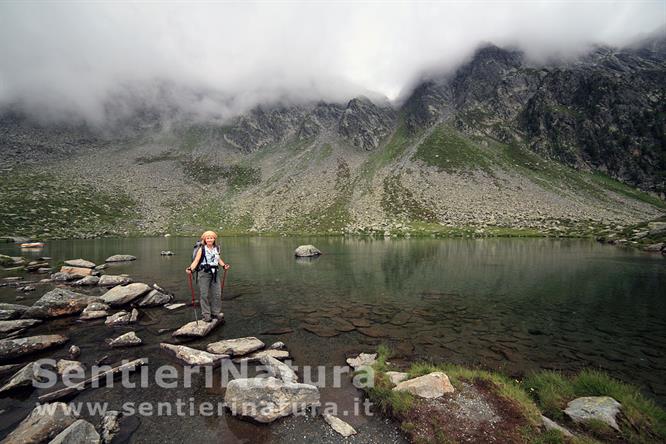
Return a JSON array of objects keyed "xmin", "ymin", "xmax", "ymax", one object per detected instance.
[
  {"xmin": 101, "ymin": 283, "xmax": 151, "ymax": 306},
  {"xmin": 172, "ymin": 318, "xmax": 223, "ymax": 338},
  {"xmin": 105, "ymin": 255, "xmax": 136, "ymax": 262},
  {"xmin": 64, "ymin": 259, "xmax": 96, "ymax": 269},
  {"xmin": 206, "ymin": 336, "xmax": 264, "ymax": 356},
  {"xmin": 564, "ymin": 396, "xmax": 622, "ymax": 431},
  {"xmin": 60, "ymin": 266, "xmax": 92, "ymax": 276},
  {"xmin": 2, "ymin": 402, "xmax": 77, "ymax": 443},
  {"xmin": 160, "ymin": 343, "xmax": 229, "ymax": 366},
  {"xmin": 0, "ymin": 362, "xmax": 48, "ymax": 394},
  {"xmin": 98, "ymin": 275, "xmax": 132, "ymax": 287},
  {"xmin": 50, "ymin": 419, "xmax": 100, "ymax": 444}
]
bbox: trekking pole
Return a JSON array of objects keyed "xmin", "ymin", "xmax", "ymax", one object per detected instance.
[
  {"xmin": 187, "ymin": 272, "xmax": 199, "ymax": 325},
  {"xmin": 220, "ymin": 267, "xmax": 228, "ymax": 301}
]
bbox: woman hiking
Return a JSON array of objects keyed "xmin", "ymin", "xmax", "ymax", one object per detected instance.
[{"xmin": 186, "ymin": 230, "xmax": 231, "ymax": 322}]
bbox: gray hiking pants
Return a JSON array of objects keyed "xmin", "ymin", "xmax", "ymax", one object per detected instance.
[{"xmin": 198, "ymin": 271, "xmax": 221, "ymax": 318}]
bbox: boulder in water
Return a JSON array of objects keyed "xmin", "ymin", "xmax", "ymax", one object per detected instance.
[
  {"xmin": 137, "ymin": 289, "xmax": 173, "ymax": 307},
  {"xmin": 0, "ymin": 303, "xmax": 30, "ymax": 320},
  {"xmin": 294, "ymin": 245, "xmax": 321, "ymax": 257},
  {"xmin": 233, "ymin": 349, "xmax": 290, "ymax": 364},
  {"xmin": 72, "ymin": 276, "xmax": 100, "ymax": 286},
  {"xmin": 22, "ymin": 288, "xmax": 99, "ymax": 319},
  {"xmin": 224, "ymin": 377, "xmax": 320, "ymax": 423},
  {"xmin": 172, "ymin": 318, "xmax": 223, "ymax": 338},
  {"xmin": 259, "ymin": 355, "xmax": 297, "ymax": 383},
  {"xmin": 0, "ymin": 362, "xmax": 49, "ymax": 394},
  {"xmin": 0, "ymin": 319, "xmax": 42, "ymax": 334},
  {"xmin": 100, "ymin": 283, "xmax": 151, "ymax": 306},
  {"xmin": 98, "ymin": 275, "xmax": 132, "ymax": 287}
]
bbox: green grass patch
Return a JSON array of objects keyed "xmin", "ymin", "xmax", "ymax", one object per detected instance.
[
  {"xmin": 587, "ymin": 172, "xmax": 666, "ymax": 209},
  {"xmin": 412, "ymin": 124, "xmax": 493, "ymax": 174},
  {"xmin": 525, "ymin": 369, "xmax": 666, "ymax": 442},
  {"xmin": 0, "ymin": 172, "xmax": 137, "ymax": 239}
]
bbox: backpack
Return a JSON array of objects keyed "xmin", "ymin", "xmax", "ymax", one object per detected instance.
[{"xmin": 191, "ymin": 241, "xmax": 219, "ymax": 272}]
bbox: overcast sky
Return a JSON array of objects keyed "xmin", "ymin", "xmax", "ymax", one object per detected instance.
[{"xmin": 0, "ymin": 1, "xmax": 664, "ymax": 124}]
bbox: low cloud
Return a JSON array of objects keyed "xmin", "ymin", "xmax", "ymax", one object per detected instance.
[{"xmin": 0, "ymin": 2, "xmax": 663, "ymax": 125}]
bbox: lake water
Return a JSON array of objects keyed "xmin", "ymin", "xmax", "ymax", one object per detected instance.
[{"xmin": 1, "ymin": 237, "xmax": 665, "ymax": 442}]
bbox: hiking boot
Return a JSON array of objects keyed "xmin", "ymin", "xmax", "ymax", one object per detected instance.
[
  {"xmin": 215, "ymin": 313, "xmax": 224, "ymax": 320},
  {"xmin": 202, "ymin": 315, "xmax": 212, "ymax": 322}
]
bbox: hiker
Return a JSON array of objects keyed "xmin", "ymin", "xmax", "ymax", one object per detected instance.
[{"xmin": 186, "ymin": 230, "xmax": 230, "ymax": 322}]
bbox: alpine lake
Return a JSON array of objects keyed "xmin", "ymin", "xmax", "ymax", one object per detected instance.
[{"xmin": 1, "ymin": 236, "xmax": 665, "ymax": 442}]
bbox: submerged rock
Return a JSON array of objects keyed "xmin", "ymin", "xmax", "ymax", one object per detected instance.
[
  {"xmin": 224, "ymin": 377, "xmax": 320, "ymax": 423},
  {"xmin": 137, "ymin": 289, "xmax": 173, "ymax": 307},
  {"xmin": 0, "ymin": 303, "xmax": 30, "ymax": 321},
  {"xmin": 100, "ymin": 283, "xmax": 151, "ymax": 306},
  {"xmin": 393, "ymin": 372, "xmax": 455, "ymax": 399},
  {"xmin": 564, "ymin": 396, "xmax": 622, "ymax": 431},
  {"xmin": 56, "ymin": 359, "xmax": 84, "ymax": 376},
  {"xmin": 294, "ymin": 245, "xmax": 322, "ymax": 257},
  {"xmin": 2, "ymin": 402, "xmax": 78, "ymax": 444},
  {"xmin": 160, "ymin": 343, "xmax": 229, "ymax": 366},
  {"xmin": 107, "ymin": 331, "xmax": 142, "ymax": 347},
  {"xmin": 0, "ymin": 334, "xmax": 69, "ymax": 360},
  {"xmin": 259, "ymin": 355, "xmax": 298, "ymax": 383},
  {"xmin": 0, "ymin": 362, "xmax": 48, "ymax": 394},
  {"xmin": 0, "ymin": 319, "xmax": 42, "ymax": 334},
  {"xmin": 105, "ymin": 255, "xmax": 136, "ymax": 263},
  {"xmin": 207, "ymin": 336, "xmax": 264, "ymax": 356},
  {"xmin": 49, "ymin": 419, "xmax": 100, "ymax": 444},
  {"xmin": 323, "ymin": 413, "xmax": 357, "ymax": 437},
  {"xmin": 22, "ymin": 288, "xmax": 98, "ymax": 319}
]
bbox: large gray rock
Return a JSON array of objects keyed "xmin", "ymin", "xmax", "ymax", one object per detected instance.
[
  {"xmin": 64, "ymin": 259, "xmax": 96, "ymax": 269},
  {"xmin": 259, "ymin": 355, "xmax": 298, "ymax": 383},
  {"xmin": 541, "ymin": 415, "xmax": 574, "ymax": 438},
  {"xmin": 98, "ymin": 275, "xmax": 132, "ymax": 287},
  {"xmin": 172, "ymin": 318, "xmax": 222, "ymax": 338},
  {"xmin": 100, "ymin": 283, "xmax": 151, "ymax": 306},
  {"xmin": 393, "ymin": 372, "xmax": 455, "ymax": 399},
  {"xmin": 323, "ymin": 413, "xmax": 357, "ymax": 437},
  {"xmin": 2, "ymin": 402, "xmax": 78, "ymax": 444},
  {"xmin": 160, "ymin": 343, "xmax": 229, "ymax": 366},
  {"xmin": 105, "ymin": 255, "xmax": 136, "ymax": 263},
  {"xmin": 0, "ymin": 362, "xmax": 48, "ymax": 394},
  {"xmin": 49, "ymin": 419, "xmax": 100, "ymax": 444},
  {"xmin": 107, "ymin": 331, "xmax": 142, "ymax": 347},
  {"xmin": 0, "ymin": 303, "xmax": 30, "ymax": 320},
  {"xmin": 137, "ymin": 289, "xmax": 173, "ymax": 307},
  {"xmin": 224, "ymin": 377, "xmax": 320, "ymax": 423},
  {"xmin": 564, "ymin": 396, "xmax": 622, "ymax": 431},
  {"xmin": 294, "ymin": 245, "xmax": 322, "ymax": 257},
  {"xmin": 0, "ymin": 334, "xmax": 69, "ymax": 360},
  {"xmin": 0, "ymin": 319, "xmax": 42, "ymax": 334},
  {"xmin": 23, "ymin": 288, "xmax": 99, "ymax": 319},
  {"xmin": 207, "ymin": 336, "xmax": 264, "ymax": 356}
]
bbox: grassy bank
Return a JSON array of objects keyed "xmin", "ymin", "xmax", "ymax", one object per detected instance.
[{"xmin": 362, "ymin": 345, "xmax": 666, "ymax": 443}]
